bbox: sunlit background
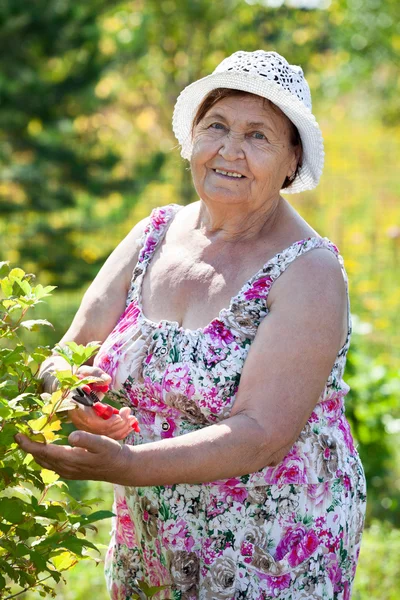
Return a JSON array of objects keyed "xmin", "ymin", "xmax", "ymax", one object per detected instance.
[{"xmin": 1, "ymin": 0, "xmax": 399, "ymax": 597}]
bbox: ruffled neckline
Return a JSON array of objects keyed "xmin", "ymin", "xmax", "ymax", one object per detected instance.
[{"xmin": 133, "ymin": 204, "xmax": 346, "ymax": 344}]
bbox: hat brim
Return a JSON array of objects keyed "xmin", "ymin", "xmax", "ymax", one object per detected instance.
[{"xmin": 172, "ymin": 71, "xmax": 324, "ymax": 194}]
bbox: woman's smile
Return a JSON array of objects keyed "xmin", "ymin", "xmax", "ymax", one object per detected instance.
[{"xmin": 212, "ymin": 168, "xmax": 247, "ymax": 180}]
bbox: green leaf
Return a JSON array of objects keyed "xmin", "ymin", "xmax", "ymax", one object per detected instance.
[
  {"xmin": 18, "ymin": 570, "xmax": 36, "ymax": 587},
  {"xmin": 9, "ymin": 268, "xmax": 25, "ymax": 281},
  {"xmin": 59, "ymin": 535, "xmax": 99, "ymax": 555},
  {"xmin": 0, "ymin": 404, "xmax": 13, "ymax": 419},
  {"xmin": 51, "ymin": 550, "xmax": 78, "ymax": 571},
  {"xmin": 31, "ymin": 345, "xmax": 52, "ymax": 363},
  {"xmin": 12, "ymin": 278, "xmax": 30, "ymax": 297},
  {"xmin": 0, "ymin": 497, "xmax": 25, "ymax": 523},
  {"xmin": 71, "ymin": 510, "xmax": 114, "ymax": 525},
  {"xmin": 0, "ymin": 261, "xmax": 10, "ymax": 277},
  {"xmin": 0, "ymin": 345, "xmax": 25, "ymax": 366},
  {"xmin": 40, "ymin": 469, "xmax": 60, "ymax": 485},
  {"xmin": 0, "ymin": 278, "xmax": 13, "ymax": 297},
  {"xmin": 138, "ymin": 581, "xmax": 170, "ymax": 596},
  {"xmin": 0, "ymin": 422, "xmax": 19, "ymax": 447},
  {"xmin": 0, "ymin": 484, "xmax": 33, "ymax": 503},
  {"xmin": 28, "ymin": 548, "xmax": 48, "ymax": 572},
  {"xmin": 33, "ymin": 284, "xmax": 57, "ymax": 300},
  {"xmin": 54, "ymin": 370, "xmax": 79, "ymax": 387},
  {"xmin": 20, "ymin": 319, "xmax": 54, "ymax": 331},
  {"xmin": 1, "ymin": 298, "xmax": 16, "ymax": 309},
  {"xmin": 55, "ymin": 341, "xmax": 100, "ymax": 368}
]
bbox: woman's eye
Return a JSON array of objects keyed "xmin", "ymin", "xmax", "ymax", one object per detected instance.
[
  {"xmin": 210, "ymin": 122, "xmax": 226, "ymax": 130},
  {"xmin": 251, "ymin": 131, "xmax": 266, "ymax": 140}
]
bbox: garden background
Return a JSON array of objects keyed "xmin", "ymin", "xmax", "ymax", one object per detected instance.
[{"xmin": 0, "ymin": 0, "xmax": 399, "ymax": 597}]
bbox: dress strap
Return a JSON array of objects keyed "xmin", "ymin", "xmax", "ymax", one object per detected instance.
[
  {"xmin": 236, "ymin": 236, "xmax": 352, "ymax": 351},
  {"xmin": 126, "ymin": 203, "xmax": 182, "ymax": 306},
  {"xmin": 272, "ymin": 238, "xmax": 352, "ymax": 349}
]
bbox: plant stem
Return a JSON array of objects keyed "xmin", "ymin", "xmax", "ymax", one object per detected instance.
[
  {"xmin": 3, "ymin": 575, "xmax": 52, "ymax": 600},
  {"xmin": 38, "ymin": 485, "xmax": 49, "ymax": 505}
]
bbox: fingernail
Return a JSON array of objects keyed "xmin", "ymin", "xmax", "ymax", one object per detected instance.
[
  {"xmin": 69, "ymin": 432, "xmax": 80, "ymax": 444},
  {"xmin": 15, "ymin": 434, "xmax": 22, "ymax": 443}
]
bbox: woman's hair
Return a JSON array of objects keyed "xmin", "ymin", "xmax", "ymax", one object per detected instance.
[{"xmin": 191, "ymin": 88, "xmax": 303, "ymax": 190}]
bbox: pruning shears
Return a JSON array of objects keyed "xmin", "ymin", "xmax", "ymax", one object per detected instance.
[
  {"xmin": 71, "ymin": 385, "xmax": 119, "ymax": 419},
  {"xmin": 71, "ymin": 382, "xmax": 140, "ymax": 432}
]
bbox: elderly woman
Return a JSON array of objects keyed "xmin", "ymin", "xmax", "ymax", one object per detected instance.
[{"xmin": 17, "ymin": 51, "xmax": 366, "ymax": 600}]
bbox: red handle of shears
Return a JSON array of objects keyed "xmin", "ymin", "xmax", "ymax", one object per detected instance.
[{"xmin": 80, "ymin": 382, "xmax": 140, "ymax": 431}]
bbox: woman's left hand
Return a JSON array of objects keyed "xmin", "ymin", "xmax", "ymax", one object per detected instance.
[{"xmin": 15, "ymin": 431, "xmax": 129, "ymax": 483}]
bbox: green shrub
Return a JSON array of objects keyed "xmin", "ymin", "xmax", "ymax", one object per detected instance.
[{"xmin": 0, "ymin": 263, "xmax": 113, "ymax": 598}]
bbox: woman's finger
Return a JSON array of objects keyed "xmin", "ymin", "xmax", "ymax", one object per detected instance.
[
  {"xmin": 77, "ymin": 366, "xmax": 111, "ymax": 383},
  {"xmin": 119, "ymin": 406, "xmax": 132, "ymax": 419}
]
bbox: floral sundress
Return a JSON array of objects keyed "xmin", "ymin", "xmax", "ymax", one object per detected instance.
[{"xmin": 94, "ymin": 203, "xmax": 367, "ymax": 600}]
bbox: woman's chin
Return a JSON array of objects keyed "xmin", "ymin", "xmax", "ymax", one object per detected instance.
[{"xmin": 201, "ymin": 186, "xmax": 250, "ymax": 205}]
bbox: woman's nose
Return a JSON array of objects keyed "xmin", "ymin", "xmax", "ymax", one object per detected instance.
[{"xmin": 218, "ymin": 132, "xmax": 245, "ymax": 160}]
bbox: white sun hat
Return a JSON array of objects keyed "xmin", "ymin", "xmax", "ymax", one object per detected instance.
[{"xmin": 172, "ymin": 50, "xmax": 324, "ymax": 194}]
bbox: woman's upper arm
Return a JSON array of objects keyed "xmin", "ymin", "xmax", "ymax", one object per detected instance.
[
  {"xmin": 230, "ymin": 248, "xmax": 348, "ymax": 463},
  {"xmin": 59, "ymin": 216, "xmax": 150, "ymax": 347}
]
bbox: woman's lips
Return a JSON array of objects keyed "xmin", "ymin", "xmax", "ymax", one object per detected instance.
[{"xmin": 212, "ymin": 168, "xmax": 246, "ymax": 180}]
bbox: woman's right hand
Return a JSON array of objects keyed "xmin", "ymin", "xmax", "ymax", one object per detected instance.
[
  {"xmin": 67, "ymin": 365, "xmax": 137, "ymax": 440},
  {"xmin": 68, "ymin": 404, "xmax": 136, "ymax": 440}
]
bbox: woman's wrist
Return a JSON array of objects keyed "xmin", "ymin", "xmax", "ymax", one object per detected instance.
[{"xmin": 39, "ymin": 354, "xmax": 71, "ymax": 393}]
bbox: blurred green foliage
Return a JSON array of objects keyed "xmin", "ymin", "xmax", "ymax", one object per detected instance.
[{"xmin": 1, "ymin": 0, "xmax": 399, "ymax": 596}]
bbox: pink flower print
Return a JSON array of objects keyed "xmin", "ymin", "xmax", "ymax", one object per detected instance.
[
  {"xmin": 307, "ymin": 481, "xmax": 333, "ymax": 514},
  {"xmin": 163, "ymin": 364, "xmax": 194, "ymax": 397},
  {"xmin": 343, "ymin": 474, "xmax": 351, "ymax": 491},
  {"xmin": 160, "ymin": 518, "xmax": 194, "ymax": 552},
  {"xmin": 217, "ymin": 478, "xmax": 248, "ymax": 504},
  {"xmin": 127, "ymin": 377, "xmax": 165, "ymax": 411},
  {"xmin": 244, "ymin": 276, "xmax": 273, "ymax": 300},
  {"xmin": 151, "ymin": 207, "xmax": 169, "ymax": 230},
  {"xmin": 204, "ymin": 319, "xmax": 235, "ymax": 346},
  {"xmin": 140, "ymin": 409, "xmax": 156, "ymax": 429},
  {"xmin": 287, "ymin": 530, "xmax": 319, "ymax": 568},
  {"xmin": 115, "ymin": 497, "xmax": 136, "ymax": 549},
  {"xmin": 140, "ymin": 234, "xmax": 157, "ymax": 260},
  {"xmin": 264, "ymin": 446, "xmax": 307, "ymax": 485},
  {"xmin": 160, "ymin": 416, "xmax": 177, "ymax": 439},
  {"xmin": 116, "ymin": 300, "xmax": 140, "ymax": 334},
  {"xmin": 275, "ymin": 523, "xmax": 307, "ymax": 561},
  {"xmin": 338, "ymin": 417, "xmax": 356, "ymax": 454},
  {"xmin": 203, "ymin": 344, "xmax": 228, "ymax": 366},
  {"xmin": 125, "ymin": 387, "xmax": 139, "ymax": 407},
  {"xmin": 240, "ymin": 540, "xmax": 254, "ymax": 564},
  {"xmin": 343, "ymin": 581, "xmax": 351, "ymax": 600},
  {"xmin": 315, "ymin": 516, "xmax": 327, "ymax": 529},
  {"xmin": 95, "ymin": 343, "xmax": 121, "ymax": 383},
  {"xmin": 205, "ymin": 493, "xmax": 225, "ymax": 518},
  {"xmin": 142, "ymin": 546, "xmax": 171, "ymax": 586},
  {"xmin": 198, "ymin": 386, "xmax": 222, "ymax": 412},
  {"xmin": 202, "ymin": 537, "xmax": 219, "ymax": 565},
  {"xmin": 261, "ymin": 573, "xmax": 291, "ymax": 592},
  {"xmin": 143, "ymin": 377, "xmax": 164, "ymax": 402},
  {"xmin": 326, "ymin": 552, "xmax": 343, "ymax": 591},
  {"xmin": 321, "ymin": 392, "xmax": 344, "ymax": 425},
  {"xmin": 111, "ymin": 582, "xmax": 129, "ymax": 600}
]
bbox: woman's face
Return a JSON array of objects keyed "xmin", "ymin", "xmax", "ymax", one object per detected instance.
[{"xmin": 190, "ymin": 94, "xmax": 299, "ymax": 208}]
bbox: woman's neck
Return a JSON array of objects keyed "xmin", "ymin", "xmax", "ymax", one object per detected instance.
[{"xmin": 195, "ymin": 196, "xmax": 284, "ymax": 243}]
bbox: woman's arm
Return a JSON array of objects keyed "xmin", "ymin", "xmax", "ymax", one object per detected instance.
[
  {"xmin": 18, "ymin": 248, "xmax": 348, "ymax": 484},
  {"xmin": 39, "ymin": 216, "xmax": 150, "ymax": 389},
  {"xmin": 37, "ymin": 216, "xmax": 150, "ymax": 439}
]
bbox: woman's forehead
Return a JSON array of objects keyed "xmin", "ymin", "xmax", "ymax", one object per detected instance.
[{"xmin": 204, "ymin": 94, "xmax": 289, "ymax": 130}]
